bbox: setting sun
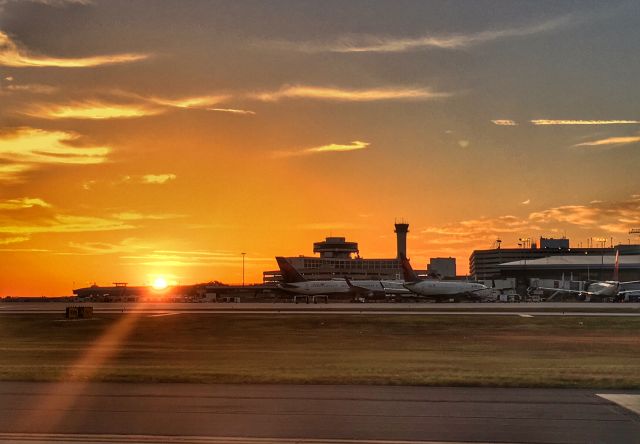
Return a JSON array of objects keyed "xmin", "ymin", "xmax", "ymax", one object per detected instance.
[{"xmin": 152, "ymin": 276, "xmax": 168, "ymax": 290}]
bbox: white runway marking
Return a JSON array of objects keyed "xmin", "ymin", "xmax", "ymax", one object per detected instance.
[
  {"xmin": 518, "ymin": 314, "xmax": 534, "ymax": 318},
  {"xmin": 0, "ymin": 433, "xmax": 486, "ymax": 444},
  {"xmin": 147, "ymin": 312, "xmax": 180, "ymax": 318},
  {"xmin": 597, "ymin": 394, "xmax": 640, "ymax": 416}
]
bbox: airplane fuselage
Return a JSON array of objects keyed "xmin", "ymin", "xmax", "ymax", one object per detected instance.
[
  {"xmin": 279, "ymin": 279, "xmax": 350, "ymax": 296},
  {"xmin": 404, "ymin": 280, "xmax": 491, "ymax": 299},
  {"xmin": 279, "ymin": 279, "xmax": 408, "ymax": 296},
  {"xmin": 584, "ymin": 281, "xmax": 619, "ymax": 298}
]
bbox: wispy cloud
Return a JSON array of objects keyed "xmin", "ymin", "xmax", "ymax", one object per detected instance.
[
  {"xmin": 421, "ymin": 195, "xmax": 640, "ymax": 251},
  {"xmin": 0, "ymin": 0, "xmax": 92, "ymax": 7},
  {"xmin": 274, "ymin": 140, "xmax": 370, "ymax": 158},
  {"xmin": 491, "ymin": 119, "xmax": 518, "ymax": 126},
  {"xmin": 69, "ymin": 238, "xmax": 150, "ymax": 255},
  {"xmin": 2, "ymin": 83, "xmax": 58, "ymax": 94},
  {"xmin": 0, "ymin": 30, "xmax": 149, "ymax": 68},
  {"xmin": 122, "ymin": 250, "xmax": 272, "ymax": 268},
  {"xmin": 573, "ymin": 135, "xmax": 640, "ymax": 148},
  {"xmin": 23, "ymin": 100, "xmax": 164, "ymax": 119},
  {"xmin": 0, "ymin": 214, "xmax": 134, "ymax": 234},
  {"xmin": 0, "ymin": 197, "xmax": 51, "ymax": 210},
  {"xmin": 145, "ymin": 94, "xmax": 229, "ymax": 109},
  {"xmin": 271, "ymin": 15, "xmax": 575, "ymax": 53},
  {"xmin": 207, "ymin": 108, "xmax": 256, "ymax": 115},
  {"xmin": 528, "ymin": 197, "xmax": 640, "ymax": 232},
  {"xmin": 0, "ymin": 235, "xmax": 29, "ymax": 245},
  {"xmin": 521, "ymin": 199, "xmax": 531, "ymax": 205},
  {"xmin": 531, "ymin": 119, "xmax": 640, "ymax": 125},
  {"xmin": 23, "ymin": 92, "xmax": 238, "ymax": 120},
  {"xmin": 253, "ymin": 85, "xmax": 450, "ymax": 102},
  {"xmin": 0, "ymin": 127, "xmax": 109, "ymax": 180},
  {"xmin": 141, "ymin": 173, "xmax": 176, "ymax": 184},
  {"xmin": 111, "ymin": 211, "xmax": 185, "ymax": 221}
]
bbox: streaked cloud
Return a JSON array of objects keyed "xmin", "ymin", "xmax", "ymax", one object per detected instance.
[
  {"xmin": 491, "ymin": 119, "xmax": 518, "ymax": 126},
  {"xmin": 521, "ymin": 199, "xmax": 531, "ymax": 205},
  {"xmin": 69, "ymin": 238, "xmax": 151, "ymax": 255},
  {"xmin": 0, "ymin": 30, "xmax": 149, "ymax": 68},
  {"xmin": 0, "ymin": 214, "xmax": 134, "ymax": 234},
  {"xmin": 111, "ymin": 211, "xmax": 185, "ymax": 221},
  {"xmin": 273, "ymin": 15, "xmax": 574, "ymax": 53},
  {"xmin": 2, "ymin": 83, "xmax": 58, "ymax": 94},
  {"xmin": 141, "ymin": 173, "xmax": 176, "ymax": 184},
  {"xmin": 531, "ymin": 119, "xmax": 640, "ymax": 125},
  {"xmin": 207, "ymin": 108, "xmax": 256, "ymax": 115},
  {"xmin": 529, "ymin": 196, "xmax": 640, "ymax": 231},
  {"xmin": 0, "ymin": 127, "xmax": 110, "ymax": 180},
  {"xmin": 0, "ymin": 0, "xmax": 92, "ymax": 6},
  {"xmin": 0, "ymin": 197, "xmax": 51, "ymax": 210},
  {"xmin": 421, "ymin": 196, "xmax": 640, "ymax": 250},
  {"xmin": 573, "ymin": 135, "xmax": 640, "ymax": 148},
  {"xmin": 274, "ymin": 140, "xmax": 370, "ymax": 158},
  {"xmin": 23, "ymin": 93, "xmax": 237, "ymax": 120},
  {"xmin": 24, "ymin": 100, "xmax": 164, "ymax": 119},
  {"xmin": 253, "ymin": 85, "xmax": 450, "ymax": 102},
  {"xmin": 122, "ymin": 250, "xmax": 272, "ymax": 268},
  {"xmin": 146, "ymin": 94, "xmax": 229, "ymax": 109},
  {"xmin": 0, "ymin": 235, "xmax": 29, "ymax": 245}
]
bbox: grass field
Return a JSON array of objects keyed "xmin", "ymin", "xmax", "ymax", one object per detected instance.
[{"xmin": 0, "ymin": 312, "xmax": 638, "ymax": 388}]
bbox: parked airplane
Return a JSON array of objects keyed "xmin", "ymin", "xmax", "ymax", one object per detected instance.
[
  {"xmin": 275, "ymin": 257, "xmax": 350, "ymax": 296},
  {"xmin": 530, "ymin": 251, "xmax": 640, "ymax": 302},
  {"xmin": 399, "ymin": 254, "xmax": 492, "ymax": 302},
  {"xmin": 344, "ymin": 277, "xmax": 411, "ymax": 298},
  {"xmin": 275, "ymin": 257, "xmax": 410, "ymax": 298}
]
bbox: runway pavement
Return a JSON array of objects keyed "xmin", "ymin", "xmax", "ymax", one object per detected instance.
[
  {"xmin": 1, "ymin": 302, "xmax": 640, "ymax": 317},
  {"xmin": 0, "ymin": 382, "xmax": 638, "ymax": 443}
]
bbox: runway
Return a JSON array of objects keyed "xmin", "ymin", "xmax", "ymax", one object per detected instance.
[
  {"xmin": 0, "ymin": 382, "xmax": 638, "ymax": 443},
  {"xmin": 2, "ymin": 302, "xmax": 640, "ymax": 317}
]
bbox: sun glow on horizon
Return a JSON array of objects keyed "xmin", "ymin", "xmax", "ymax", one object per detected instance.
[{"xmin": 151, "ymin": 276, "xmax": 168, "ymax": 290}]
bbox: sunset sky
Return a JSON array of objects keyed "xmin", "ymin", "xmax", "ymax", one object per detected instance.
[{"xmin": 1, "ymin": 0, "xmax": 639, "ymax": 295}]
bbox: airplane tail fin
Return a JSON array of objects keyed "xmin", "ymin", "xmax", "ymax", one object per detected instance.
[
  {"xmin": 399, "ymin": 253, "xmax": 420, "ymax": 283},
  {"xmin": 613, "ymin": 249, "xmax": 620, "ymax": 282},
  {"xmin": 276, "ymin": 257, "xmax": 306, "ymax": 283}
]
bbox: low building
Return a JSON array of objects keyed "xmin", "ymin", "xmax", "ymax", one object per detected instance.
[
  {"xmin": 427, "ymin": 257, "xmax": 456, "ymax": 278},
  {"xmin": 498, "ymin": 254, "xmax": 640, "ymax": 295},
  {"xmin": 469, "ymin": 238, "xmax": 640, "ymax": 280}
]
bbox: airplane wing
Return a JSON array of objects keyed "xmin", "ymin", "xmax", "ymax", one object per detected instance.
[
  {"xmin": 344, "ymin": 278, "xmax": 384, "ymax": 297},
  {"xmin": 469, "ymin": 287, "xmax": 489, "ymax": 293},
  {"xmin": 619, "ymin": 289, "xmax": 640, "ymax": 295},
  {"xmin": 534, "ymin": 287, "xmax": 595, "ymax": 295}
]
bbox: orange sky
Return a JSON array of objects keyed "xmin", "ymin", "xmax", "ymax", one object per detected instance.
[{"xmin": 1, "ymin": 1, "xmax": 639, "ymax": 295}]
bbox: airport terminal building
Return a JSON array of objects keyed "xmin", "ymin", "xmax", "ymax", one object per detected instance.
[
  {"xmin": 263, "ymin": 223, "xmax": 416, "ymax": 283},
  {"xmin": 469, "ymin": 237, "xmax": 640, "ymax": 280}
]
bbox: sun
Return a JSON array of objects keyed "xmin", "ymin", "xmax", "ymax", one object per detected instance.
[{"xmin": 152, "ymin": 276, "xmax": 168, "ymax": 290}]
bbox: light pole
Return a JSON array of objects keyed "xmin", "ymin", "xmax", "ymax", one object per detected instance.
[
  {"xmin": 585, "ymin": 251, "xmax": 590, "ymax": 281},
  {"xmin": 241, "ymin": 252, "xmax": 246, "ymax": 287}
]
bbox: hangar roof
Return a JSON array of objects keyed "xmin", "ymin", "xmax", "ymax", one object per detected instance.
[{"xmin": 500, "ymin": 254, "xmax": 640, "ymax": 268}]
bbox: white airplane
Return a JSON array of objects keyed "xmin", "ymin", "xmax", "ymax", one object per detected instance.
[
  {"xmin": 399, "ymin": 254, "xmax": 492, "ymax": 302},
  {"xmin": 344, "ymin": 277, "xmax": 411, "ymax": 298},
  {"xmin": 275, "ymin": 257, "xmax": 409, "ymax": 298},
  {"xmin": 530, "ymin": 251, "xmax": 640, "ymax": 302}
]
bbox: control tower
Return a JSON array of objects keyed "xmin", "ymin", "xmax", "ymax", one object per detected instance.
[
  {"xmin": 394, "ymin": 220, "xmax": 409, "ymax": 258},
  {"xmin": 313, "ymin": 237, "xmax": 359, "ymax": 259}
]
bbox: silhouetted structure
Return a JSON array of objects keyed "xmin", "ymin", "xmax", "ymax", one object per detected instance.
[{"xmin": 394, "ymin": 220, "xmax": 409, "ymax": 258}]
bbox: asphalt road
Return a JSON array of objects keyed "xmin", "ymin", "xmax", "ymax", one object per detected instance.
[
  {"xmin": 1, "ymin": 302, "xmax": 640, "ymax": 316},
  {"xmin": 0, "ymin": 382, "xmax": 638, "ymax": 443}
]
